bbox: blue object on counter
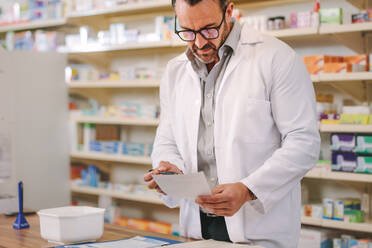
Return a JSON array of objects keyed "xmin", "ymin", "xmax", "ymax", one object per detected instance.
[{"xmin": 13, "ymin": 181, "xmax": 30, "ymax": 229}]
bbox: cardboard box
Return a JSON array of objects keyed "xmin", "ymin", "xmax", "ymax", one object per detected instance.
[
  {"xmin": 324, "ymin": 63, "xmax": 352, "ymax": 73},
  {"xmin": 343, "ymin": 55, "xmax": 369, "ymax": 71},
  {"xmin": 306, "ymin": 64, "xmax": 323, "ymax": 75},
  {"xmin": 303, "ymin": 55, "xmax": 342, "ymax": 66}
]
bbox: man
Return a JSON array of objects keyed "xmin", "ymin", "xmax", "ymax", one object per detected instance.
[{"xmin": 144, "ymin": 0, "xmax": 320, "ymax": 247}]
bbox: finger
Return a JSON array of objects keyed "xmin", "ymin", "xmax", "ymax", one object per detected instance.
[
  {"xmin": 198, "ymin": 194, "xmax": 227, "ymax": 204},
  {"xmin": 143, "ymin": 172, "xmax": 153, "ymax": 182},
  {"xmin": 203, "ymin": 202, "xmax": 231, "ymax": 210},
  {"xmin": 147, "ymin": 180, "xmax": 158, "ymax": 190},
  {"xmin": 156, "ymin": 186, "xmax": 166, "ymax": 195},
  {"xmin": 211, "ymin": 185, "xmax": 225, "ymax": 195},
  {"xmin": 158, "ymin": 161, "xmax": 173, "ymax": 172}
]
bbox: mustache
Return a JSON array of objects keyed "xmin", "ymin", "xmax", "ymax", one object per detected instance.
[{"xmin": 193, "ymin": 43, "xmax": 216, "ymax": 51}]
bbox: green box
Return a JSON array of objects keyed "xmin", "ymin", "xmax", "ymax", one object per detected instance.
[{"xmin": 320, "ymin": 8, "xmax": 343, "ymax": 25}]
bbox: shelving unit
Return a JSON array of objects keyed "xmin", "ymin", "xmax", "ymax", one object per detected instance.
[
  {"xmin": 66, "ymin": 0, "xmax": 171, "ymax": 18},
  {"xmin": 319, "ymin": 124, "xmax": 372, "ymax": 133},
  {"xmin": 70, "ymin": 185, "xmax": 164, "ymax": 205},
  {"xmin": 305, "ymin": 170, "xmax": 372, "ymax": 183},
  {"xmin": 68, "ymin": 80, "xmax": 160, "ymax": 89},
  {"xmin": 58, "ymin": 40, "xmax": 186, "ymax": 54},
  {"xmin": 70, "ymin": 116, "xmax": 160, "ymax": 126},
  {"xmin": 0, "ymin": 18, "xmax": 67, "ymax": 33},
  {"xmin": 70, "ymin": 151, "xmax": 152, "ymax": 165},
  {"xmin": 301, "ymin": 216, "xmax": 372, "ymax": 233}
]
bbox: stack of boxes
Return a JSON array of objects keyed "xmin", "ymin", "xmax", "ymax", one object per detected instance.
[
  {"xmin": 331, "ymin": 133, "xmax": 372, "ymax": 174},
  {"xmin": 303, "ymin": 55, "xmax": 369, "ymax": 75}
]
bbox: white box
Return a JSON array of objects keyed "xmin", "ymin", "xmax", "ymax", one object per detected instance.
[
  {"xmin": 38, "ymin": 206, "xmax": 105, "ymax": 244},
  {"xmin": 299, "ymin": 228, "xmax": 333, "ymax": 248}
]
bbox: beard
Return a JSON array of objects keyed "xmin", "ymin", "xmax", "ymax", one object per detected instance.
[{"xmin": 192, "ymin": 21, "xmax": 229, "ymax": 64}]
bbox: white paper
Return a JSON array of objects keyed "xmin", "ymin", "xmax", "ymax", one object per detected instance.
[
  {"xmin": 153, "ymin": 172, "xmax": 211, "ymax": 199},
  {"xmin": 166, "ymin": 239, "xmax": 263, "ymax": 248},
  {"xmin": 62, "ymin": 236, "xmax": 169, "ymax": 248}
]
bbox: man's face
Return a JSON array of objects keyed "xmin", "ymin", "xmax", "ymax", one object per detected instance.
[{"xmin": 175, "ymin": 0, "xmax": 232, "ymax": 64}]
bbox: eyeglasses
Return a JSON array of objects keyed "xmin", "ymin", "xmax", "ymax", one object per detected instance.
[{"xmin": 174, "ymin": 7, "xmax": 227, "ymax": 42}]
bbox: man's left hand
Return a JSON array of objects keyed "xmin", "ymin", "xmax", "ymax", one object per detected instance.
[{"xmin": 195, "ymin": 183, "xmax": 252, "ymax": 217}]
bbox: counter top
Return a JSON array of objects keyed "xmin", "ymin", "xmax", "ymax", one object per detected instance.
[{"xmin": 0, "ymin": 214, "xmax": 190, "ymax": 248}]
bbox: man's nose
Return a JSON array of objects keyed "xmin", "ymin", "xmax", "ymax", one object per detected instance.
[{"xmin": 194, "ymin": 33, "xmax": 208, "ymax": 50}]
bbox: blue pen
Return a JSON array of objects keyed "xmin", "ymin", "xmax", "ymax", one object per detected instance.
[{"xmin": 13, "ymin": 181, "xmax": 30, "ymax": 229}]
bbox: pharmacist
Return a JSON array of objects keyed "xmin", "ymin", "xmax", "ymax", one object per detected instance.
[{"xmin": 144, "ymin": 0, "xmax": 320, "ymax": 247}]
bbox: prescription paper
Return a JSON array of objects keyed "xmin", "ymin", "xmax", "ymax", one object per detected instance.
[
  {"xmin": 167, "ymin": 239, "xmax": 263, "ymax": 248},
  {"xmin": 153, "ymin": 172, "xmax": 211, "ymax": 199},
  {"xmin": 58, "ymin": 236, "xmax": 169, "ymax": 248}
]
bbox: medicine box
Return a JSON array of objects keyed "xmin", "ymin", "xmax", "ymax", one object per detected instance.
[
  {"xmin": 299, "ymin": 228, "xmax": 333, "ymax": 248},
  {"xmin": 356, "ymin": 156, "xmax": 372, "ymax": 174},
  {"xmin": 355, "ymin": 135, "xmax": 372, "ymax": 154},
  {"xmin": 331, "ymin": 151, "xmax": 357, "ymax": 172},
  {"xmin": 330, "ymin": 133, "xmax": 355, "ymax": 152},
  {"xmin": 320, "ymin": 8, "xmax": 343, "ymax": 25}
]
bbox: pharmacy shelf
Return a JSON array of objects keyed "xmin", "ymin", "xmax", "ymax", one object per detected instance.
[
  {"xmin": 305, "ymin": 170, "xmax": 372, "ymax": 183},
  {"xmin": 58, "ymin": 40, "xmax": 186, "ymax": 54},
  {"xmin": 70, "ymin": 116, "xmax": 160, "ymax": 126},
  {"xmin": 312, "ymin": 72, "xmax": 372, "ymax": 82},
  {"xmin": 264, "ymin": 27, "xmax": 318, "ymax": 39},
  {"xmin": 0, "ymin": 18, "xmax": 67, "ymax": 33},
  {"xmin": 301, "ymin": 216, "xmax": 372, "ymax": 233},
  {"xmin": 311, "ymin": 72, "xmax": 372, "ymax": 102},
  {"xmin": 66, "ymin": 0, "xmax": 170, "ymax": 18},
  {"xmin": 70, "ymin": 185, "xmax": 164, "ymax": 205},
  {"xmin": 319, "ymin": 124, "xmax": 372, "ymax": 133},
  {"xmin": 66, "ymin": 0, "xmax": 282, "ymax": 19},
  {"xmin": 320, "ymin": 22, "xmax": 372, "ymax": 35},
  {"xmin": 68, "ymin": 80, "xmax": 160, "ymax": 89},
  {"xmin": 70, "ymin": 151, "xmax": 152, "ymax": 165}
]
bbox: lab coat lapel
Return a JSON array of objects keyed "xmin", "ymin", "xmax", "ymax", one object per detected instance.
[{"xmin": 186, "ymin": 62, "xmax": 201, "ymax": 173}]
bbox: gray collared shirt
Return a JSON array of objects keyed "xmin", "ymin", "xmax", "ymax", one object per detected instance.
[{"xmin": 186, "ymin": 19, "xmax": 241, "ymax": 189}]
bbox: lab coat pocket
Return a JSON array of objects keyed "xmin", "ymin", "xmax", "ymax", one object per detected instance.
[{"xmin": 236, "ymin": 98, "xmax": 274, "ymax": 144}]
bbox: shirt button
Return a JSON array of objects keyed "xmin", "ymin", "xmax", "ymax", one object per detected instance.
[
  {"xmin": 207, "ymin": 122, "xmax": 212, "ymax": 127},
  {"xmin": 207, "ymin": 93, "xmax": 212, "ymax": 98},
  {"xmin": 207, "ymin": 150, "xmax": 213, "ymax": 156}
]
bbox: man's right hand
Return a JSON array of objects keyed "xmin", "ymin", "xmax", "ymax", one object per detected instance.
[{"xmin": 143, "ymin": 161, "xmax": 183, "ymax": 195}]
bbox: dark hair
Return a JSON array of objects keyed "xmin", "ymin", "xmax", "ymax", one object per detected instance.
[{"xmin": 171, "ymin": 0, "xmax": 228, "ymax": 10}]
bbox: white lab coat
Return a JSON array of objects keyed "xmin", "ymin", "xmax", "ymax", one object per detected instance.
[{"xmin": 151, "ymin": 24, "xmax": 320, "ymax": 248}]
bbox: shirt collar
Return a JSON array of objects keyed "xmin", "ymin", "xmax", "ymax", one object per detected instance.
[{"xmin": 221, "ymin": 17, "xmax": 241, "ymax": 54}]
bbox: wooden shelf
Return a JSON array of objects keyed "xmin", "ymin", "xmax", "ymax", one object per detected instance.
[
  {"xmin": 70, "ymin": 185, "xmax": 164, "ymax": 205},
  {"xmin": 0, "ymin": 18, "xmax": 67, "ymax": 33},
  {"xmin": 305, "ymin": 170, "xmax": 372, "ymax": 183},
  {"xmin": 68, "ymin": 80, "xmax": 160, "ymax": 89},
  {"xmin": 302, "ymin": 216, "xmax": 372, "ymax": 233},
  {"xmin": 70, "ymin": 151, "xmax": 152, "ymax": 165},
  {"xmin": 319, "ymin": 124, "xmax": 372, "ymax": 133},
  {"xmin": 66, "ymin": 0, "xmax": 171, "ymax": 18},
  {"xmin": 264, "ymin": 27, "xmax": 318, "ymax": 39},
  {"xmin": 320, "ymin": 22, "xmax": 372, "ymax": 35},
  {"xmin": 58, "ymin": 40, "xmax": 186, "ymax": 54},
  {"xmin": 70, "ymin": 116, "xmax": 160, "ymax": 126},
  {"xmin": 312, "ymin": 72, "xmax": 372, "ymax": 82},
  {"xmin": 311, "ymin": 72, "xmax": 372, "ymax": 102}
]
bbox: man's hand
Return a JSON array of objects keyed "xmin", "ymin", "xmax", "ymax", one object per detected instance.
[
  {"xmin": 143, "ymin": 161, "xmax": 183, "ymax": 195},
  {"xmin": 195, "ymin": 183, "xmax": 252, "ymax": 217}
]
